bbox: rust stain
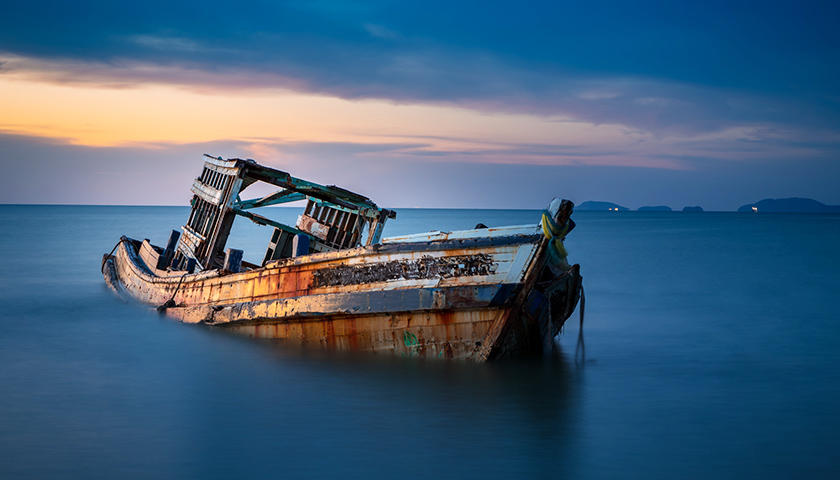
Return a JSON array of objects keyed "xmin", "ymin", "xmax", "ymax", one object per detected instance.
[
  {"xmin": 324, "ymin": 320, "xmax": 335, "ymax": 347},
  {"xmin": 347, "ymin": 317, "xmax": 358, "ymax": 350},
  {"xmin": 222, "ymin": 312, "xmax": 485, "ymax": 355},
  {"xmin": 297, "ymin": 268, "xmax": 312, "ymax": 297}
]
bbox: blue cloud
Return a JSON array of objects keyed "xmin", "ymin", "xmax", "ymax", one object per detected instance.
[{"xmin": 2, "ymin": 0, "xmax": 839, "ymax": 136}]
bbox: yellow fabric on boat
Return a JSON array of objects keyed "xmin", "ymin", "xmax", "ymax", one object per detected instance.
[{"xmin": 541, "ymin": 209, "xmax": 569, "ymax": 265}]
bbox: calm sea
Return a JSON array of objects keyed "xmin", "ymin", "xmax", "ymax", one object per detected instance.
[{"xmin": 1, "ymin": 205, "xmax": 838, "ymax": 479}]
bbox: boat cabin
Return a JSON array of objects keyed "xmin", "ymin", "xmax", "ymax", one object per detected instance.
[{"xmin": 166, "ymin": 155, "xmax": 395, "ymax": 273}]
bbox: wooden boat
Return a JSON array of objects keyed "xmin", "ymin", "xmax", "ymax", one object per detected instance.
[{"xmin": 102, "ymin": 155, "xmax": 582, "ymax": 360}]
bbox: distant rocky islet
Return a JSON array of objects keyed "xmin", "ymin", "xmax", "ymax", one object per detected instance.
[
  {"xmin": 576, "ymin": 201, "xmax": 685, "ymax": 212},
  {"xmin": 574, "ymin": 197, "xmax": 838, "ymax": 213},
  {"xmin": 575, "ymin": 201, "xmax": 629, "ymax": 211},
  {"xmin": 736, "ymin": 197, "xmax": 840, "ymax": 213}
]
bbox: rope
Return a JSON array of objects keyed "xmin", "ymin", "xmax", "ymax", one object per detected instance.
[
  {"xmin": 101, "ymin": 237, "xmax": 128, "ymax": 274},
  {"xmin": 575, "ymin": 283, "xmax": 585, "ymax": 364},
  {"xmin": 102, "ymin": 236, "xmax": 188, "ymax": 313},
  {"xmin": 157, "ymin": 272, "xmax": 189, "ymax": 313}
]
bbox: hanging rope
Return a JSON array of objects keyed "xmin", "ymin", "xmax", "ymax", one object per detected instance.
[
  {"xmin": 575, "ymin": 283, "xmax": 586, "ymax": 364},
  {"xmin": 157, "ymin": 272, "xmax": 189, "ymax": 312},
  {"xmin": 102, "ymin": 236, "xmax": 187, "ymax": 313},
  {"xmin": 101, "ymin": 237, "xmax": 128, "ymax": 274}
]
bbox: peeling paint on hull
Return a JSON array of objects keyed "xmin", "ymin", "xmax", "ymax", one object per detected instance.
[{"xmin": 103, "ymin": 227, "xmax": 581, "ymax": 361}]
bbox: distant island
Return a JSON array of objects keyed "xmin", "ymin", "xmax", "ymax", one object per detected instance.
[
  {"xmin": 737, "ymin": 197, "xmax": 840, "ymax": 213},
  {"xmin": 575, "ymin": 198, "xmax": 840, "ymax": 213},
  {"xmin": 577, "ymin": 201, "xmax": 629, "ymax": 211}
]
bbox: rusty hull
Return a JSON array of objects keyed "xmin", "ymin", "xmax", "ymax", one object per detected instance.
[{"xmin": 103, "ymin": 226, "xmax": 582, "ymax": 361}]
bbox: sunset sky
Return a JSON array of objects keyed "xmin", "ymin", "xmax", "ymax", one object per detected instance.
[{"xmin": 2, "ymin": 0, "xmax": 839, "ymax": 210}]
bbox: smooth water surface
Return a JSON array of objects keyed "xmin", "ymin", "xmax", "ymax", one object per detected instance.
[{"xmin": 1, "ymin": 206, "xmax": 838, "ymax": 479}]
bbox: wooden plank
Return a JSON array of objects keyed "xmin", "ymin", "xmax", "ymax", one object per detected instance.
[
  {"xmin": 296, "ymin": 215, "xmax": 330, "ymax": 241},
  {"xmin": 190, "ymin": 179, "xmax": 224, "ymax": 205},
  {"xmin": 138, "ymin": 239, "xmax": 161, "ymax": 273}
]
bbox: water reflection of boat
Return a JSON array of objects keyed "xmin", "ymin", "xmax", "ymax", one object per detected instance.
[{"xmin": 102, "ymin": 155, "xmax": 582, "ymax": 361}]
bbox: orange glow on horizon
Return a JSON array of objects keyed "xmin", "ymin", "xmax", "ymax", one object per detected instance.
[
  {"xmin": 0, "ymin": 71, "xmax": 653, "ymax": 163},
  {"xmin": 0, "ymin": 69, "xmax": 774, "ymax": 171}
]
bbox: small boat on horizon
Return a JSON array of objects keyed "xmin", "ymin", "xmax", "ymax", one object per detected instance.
[{"xmin": 102, "ymin": 155, "xmax": 583, "ymax": 361}]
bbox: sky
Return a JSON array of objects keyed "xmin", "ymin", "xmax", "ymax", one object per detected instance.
[{"xmin": 1, "ymin": 0, "xmax": 839, "ymax": 210}]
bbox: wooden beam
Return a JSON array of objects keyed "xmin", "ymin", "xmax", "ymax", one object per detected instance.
[
  {"xmin": 230, "ymin": 207, "xmax": 310, "ymax": 237},
  {"xmin": 236, "ymin": 190, "xmax": 306, "ymax": 209}
]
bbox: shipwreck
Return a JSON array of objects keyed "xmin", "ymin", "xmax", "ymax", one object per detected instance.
[{"xmin": 102, "ymin": 155, "xmax": 582, "ymax": 360}]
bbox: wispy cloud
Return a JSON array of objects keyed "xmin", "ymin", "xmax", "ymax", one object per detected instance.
[
  {"xmin": 363, "ymin": 23, "xmax": 401, "ymax": 39},
  {"xmin": 4, "ymin": 130, "xmax": 839, "ymax": 210}
]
